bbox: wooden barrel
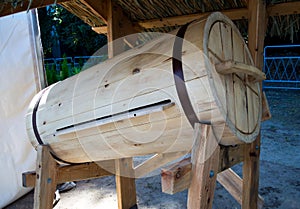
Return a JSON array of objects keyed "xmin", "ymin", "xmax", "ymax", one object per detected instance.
[{"xmin": 26, "ymin": 12, "xmax": 265, "ymax": 163}]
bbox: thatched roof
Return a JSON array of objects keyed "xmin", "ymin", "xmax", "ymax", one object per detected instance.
[{"xmin": 1, "ymin": 0, "xmax": 300, "ymax": 42}]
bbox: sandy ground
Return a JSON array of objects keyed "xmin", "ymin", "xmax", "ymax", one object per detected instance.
[{"xmin": 4, "ymin": 89, "xmax": 300, "ymax": 209}]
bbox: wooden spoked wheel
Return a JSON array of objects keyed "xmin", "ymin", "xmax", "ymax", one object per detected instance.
[{"xmin": 203, "ymin": 13, "xmax": 264, "ymax": 143}]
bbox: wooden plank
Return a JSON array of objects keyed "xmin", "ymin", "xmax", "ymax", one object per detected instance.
[
  {"xmin": 217, "ymin": 169, "xmax": 264, "ymax": 209},
  {"xmin": 267, "ymin": 1, "xmax": 300, "ymax": 16},
  {"xmin": 187, "ymin": 123, "xmax": 220, "ymax": 209},
  {"xmin": 33, "ymin": 145, "xmax": 58, "ymax": 209},
  {"xmin": 218, "ymin": 144, "xmax": 245, "ymax": 172},
  {"xmin": 243, "ymin": 1, "xmax": 266, "ymax": 209},
  {"xmin": 0, "ymin": 0, "xmax": 69, "ymax": 17},
  {"xmin": 138, "ymin": 8, "xmax": 248, "ymax": 29},
  {"xmin": 161, "ymin": 157, "xmax": 192, "ymax": 194},
  {"xmin": 115, "ymin": 158, "xmax": 137, "ymax": 209},
  {"xmin": 215, "ymin": 61, "xmax": 266, "ymax": 82},
  {"xmin": 134, "ymin": 152, "xmax": 186, "ymax": 178},
  {"xmin": 23, "ymin": 161, "xmax": 115, "ymax": 187},
  {"xmin": 158, "ymin": 145, "xmax": 245, "ymax": 195},
  {"xmin": 93, "ymin": 26, "xmax": 108, "ymax": 34},
  {"xmin": 137, "ymin": 2, "xmax": 299, "ymax": 29},
  {"xmin": 233, "ymin": 74, "xmax": 248, "ymax": 133}
]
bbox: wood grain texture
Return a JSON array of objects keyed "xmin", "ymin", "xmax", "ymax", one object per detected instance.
[
  {"xmin": 23, "ymin": 160, "xmax": 114, "ymax": 187},
  {"xmin": 134, "ymin": 152, "xmax": 186, "ymax": 178},
  {"xmin": 187, "ymin": 123, "xmax": 220, "ymax": 209},
  {"xmin": 115, "ymin": 158, "xmax": 137, "ymax": 209},
  {"xmin": 161, "ymin": 157, "xmax": 192, "ymax": 194},
  {"xmin": 33, "ymin": 145, "xmax": 58, "ymax": 209},
  {"xmin": 243, "ymin": 1, "xmax": 266, "ymax": 209},
  {"xmin": 217, "ymin": 168, "xmax": 264, "ymax": 209},
  {"xmin": 26, "ymin": 13, "xmax": 262, "ymax": 164}
]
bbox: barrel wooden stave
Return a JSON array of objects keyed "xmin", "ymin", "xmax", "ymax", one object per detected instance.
[{"xmin": 26, "ymin": 13, "xmax": 261, "ymax": 163}]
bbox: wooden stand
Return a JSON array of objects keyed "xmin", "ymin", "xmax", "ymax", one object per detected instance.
[{"xmin": 23, "ymin": 119, "xmax": 270, "ymax": 209}]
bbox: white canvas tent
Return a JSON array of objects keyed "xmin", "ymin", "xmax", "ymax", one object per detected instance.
[{"xmin": 0, "ymin": 10, "xmax": 44, "ymax": 208}]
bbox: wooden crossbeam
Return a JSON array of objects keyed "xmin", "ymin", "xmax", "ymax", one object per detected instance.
[
  {"xmin": 92, "ymin": 1, "xmax": 300, "ymax": 34},
  {"xmin": 217, "ymin": 169, "xmax": 264, "ymax": 209},
  {"xmin": 267, "ymin": 1, "xmax": 300, "ymax": 16},
  {"xmin": 138, "ymin": 8, "xmax": 248, "ymax": 29},
  {"xmin": 137, "ymin": 1, "xmax": 300, "ymax": 29},
  {"xmin": 23, "ymin": 161, "xmax": 114, "ymax": 188},
  {"xmin": 161, "ymin": 157, "xmax": 192, "ymax": 194},
  {"xmin": 134, "ymin": 152, "xmax": 186, "ymax": 178}
]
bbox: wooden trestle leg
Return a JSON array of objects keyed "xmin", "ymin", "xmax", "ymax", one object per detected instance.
[
  {"xmin": 115, "ymin": 158, "xmax": 137, "ymax": 209},
  {"xmin": 33, "ymin": 145, "xmax": 58, "ymax": 209},
  {"xmin": 187, "ymin": 123, "xmax": 220, "ymax": 209}
]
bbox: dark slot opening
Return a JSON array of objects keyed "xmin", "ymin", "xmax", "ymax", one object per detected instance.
[{"xmin": 56, "ymin": 99, "xmax": 172, "ymax": 132}]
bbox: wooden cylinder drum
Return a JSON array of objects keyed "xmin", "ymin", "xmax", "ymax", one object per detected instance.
[{"xmin": 26, "ymin": 12, "xmax": 264, "ymax": 163}]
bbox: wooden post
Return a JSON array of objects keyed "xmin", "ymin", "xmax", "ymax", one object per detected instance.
[
  {"xmin": 34, "ymin": 145, "xmax": 58, "ymax": 209},
  {"xmin": 187, "ymin": 123, "xmax": 220, "ymax": 209},
  {"xmin": 243, "ymin": 1, "xmax": 267, "ymax": 209},
  {"xmin": 107, "ymin": 0, "xmax": 138, "ymax": 208},
  {"xmin": 107, "ymin": 0, "xmax": 140, "ymax": 57},
  {"xmin": 115, "ymin": 158, "xmax": 137, "ymax": 209}
]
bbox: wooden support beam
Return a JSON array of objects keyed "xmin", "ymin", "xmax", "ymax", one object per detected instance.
[
  {"xmin": 106, "ymin": 1, "xmax": 138, "ymax": 208},
  {"xmin": 137, "ymin": 2, "xmax": 300, "ymax": 29},
  {"xmin": 267, "ymin": 1, "xmax": 300, "ymax": 16},
  {"xmin": 138, "ymin": 8, "xmax": 248, "ymax": 29},
  {"xmin": 215, "ymin": 60, "xmax": 266, "ymax": 82},
  {"xmin": 160, "ymin": 144, "xmax": 244, "ymax": 195},
  {"xmin": 134, "ymin": 152, "xmax": 186, "ymax": 178},
  {"xmin": 115, "ymin": 158, "xmax": 137, "ymax": 209},
  {"xmin": 0, "ymin": 0, "xmax": 69, "ymax": 17},
  {"xmin": 23, "ymin": 160, "xmax": 114, "ymax": 188},
  {"xmin": 243, "ymin": 1, "xmax": 266, "ymax": 208},
  {"xmin": 218, "ymin": 144, "xmax": 244, "ymax": 172},
  {"xmin": 248, "ymin": 1, "xmax": 267, "ymax": 70},
  {"xmin": 161, "ymin": 157, "xmax": 192, "ymax": 194},
  {"xmin": 217, "ymin": 169, "xmax": 264, "ymax": 209},
  {"xmin": 92, "ymin": 26, "xmax": 108, "ymax": 34},
  {"xmin": 187, "ymin": 123, "xmax": 220, "ymax": 209},
  {"xmin": 33, "ymin": 145, "xmax": 58, "ymax": 209}
]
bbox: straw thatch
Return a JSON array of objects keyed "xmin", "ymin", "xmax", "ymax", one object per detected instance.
[{"xmin": 0, "ymin": 0, "xmax": 299, "ymax": 42}]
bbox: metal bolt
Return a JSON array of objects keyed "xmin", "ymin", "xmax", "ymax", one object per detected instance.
[
  {"xmin": 47, "ymin": 178, "xmax": 52, "ymax": 183},
  {"xmin": 209, "ymin": 170, "xmax": 214, "ymax": 178}
]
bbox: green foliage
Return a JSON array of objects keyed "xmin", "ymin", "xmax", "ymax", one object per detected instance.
[
  {"xmin": 38, "ymin": 5, "xmax": 107, "ymax": 58},
  {"xmin": 46, "ymin": 64, "xmax": 58, "ymax": 85},
  {"xmin": 45, "ymin": 56, "xmax": 82, "ymax": 85},
  {"xmin": 61, "ymin": 54, "xmax": 69, "ymax": 80}
]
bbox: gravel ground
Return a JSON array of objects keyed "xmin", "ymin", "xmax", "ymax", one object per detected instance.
[{"xmin": 4, "ymin": 89, "xmax": 300, "ymax": 209}]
